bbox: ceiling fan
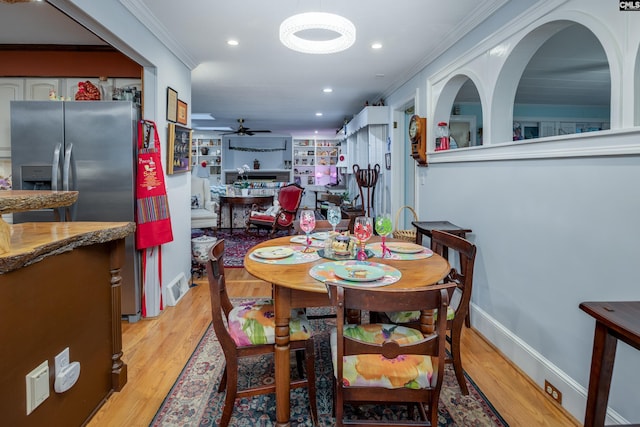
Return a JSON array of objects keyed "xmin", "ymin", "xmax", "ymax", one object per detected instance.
[{"xmin": 222, "ymin": 118, "xmax": 271, "ymax": 136}]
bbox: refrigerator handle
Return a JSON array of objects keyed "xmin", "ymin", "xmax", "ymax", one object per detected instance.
[
  {"xmin": 63, "ymin": 143, "xmax": 78, "ymax": 221},
  {"xmin": 52, "ymin": 143, "xmax": 62, "ymax": 191},
  {"xmin": 52, "ymin": 143, "xmax": 63, "ymax": 221}
]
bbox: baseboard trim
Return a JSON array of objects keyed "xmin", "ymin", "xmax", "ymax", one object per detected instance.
[{"xmin": 470, "ymin": 303, "xmax": 628, "ymax": 425}]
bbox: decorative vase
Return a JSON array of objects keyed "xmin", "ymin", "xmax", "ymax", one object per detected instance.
[
  {"xmin": 191, "ymin": 236, "xmax": 218, "ymax": 264},
  {"xmin": 200, "ymin": 147, "xmax": 209, "ymax": 155},
  {"xmin": 254, "ymin": 160, "xmax": 260, "ymax": 170}
]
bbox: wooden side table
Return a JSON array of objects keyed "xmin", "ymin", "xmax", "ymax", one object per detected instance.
[
  {"xmin": 341, "ymin": 206, "xmax": 365, "ymax": 232},
  {"xmin": 579, "ymin": 301, "xmax": 640, "ymax": 427},
  {"xmin": 412, "ymin": 221, "xmax": 472, "ymax": 249}
]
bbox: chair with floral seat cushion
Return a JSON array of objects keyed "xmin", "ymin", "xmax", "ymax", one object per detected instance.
[
  {"xmin": 326, "ymin": 280, "xmax": 455, "ymax": 427},
  {"xmin": 378, "ymin": 230, "xmax": 477, "ymax": 395},
  {"xmin": 246, "ymin": 183, "xmax": 304, "ymax": 236},
  {"xmin": 206, "ymin": 239, "xmax": 318, "ymax": 427}
]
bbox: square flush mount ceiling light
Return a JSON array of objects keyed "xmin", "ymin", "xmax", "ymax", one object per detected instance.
[{"xmin": 279, "ymin": 12, "xmax": 356, "ymax": 54}]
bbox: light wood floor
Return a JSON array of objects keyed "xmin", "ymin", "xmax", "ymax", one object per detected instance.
[{"xmin": 88, "ymin": 268, "xmax": 581, "ymax": 427}]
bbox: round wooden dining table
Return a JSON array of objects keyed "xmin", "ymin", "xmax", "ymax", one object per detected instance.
[{"xmin": 244, "ymin": 235, "xmax": 450, "ymax": 427}]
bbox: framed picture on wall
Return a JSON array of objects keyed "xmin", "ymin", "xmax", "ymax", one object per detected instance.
[
  {"xmin": 166, "ymin": 87, "xmax": 178, "ymax": 122},
  {"xmin": 177, "ymin": 99, "xmax": 188, "ymax": 125},
  {"xmin": 167, "ymin": 123, "xmax": 192, "ymax": 174}
]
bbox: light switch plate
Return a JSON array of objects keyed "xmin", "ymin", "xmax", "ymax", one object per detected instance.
[{"xmin": 26, "ymin": 361, "xmax": 49, "ymax": 415}]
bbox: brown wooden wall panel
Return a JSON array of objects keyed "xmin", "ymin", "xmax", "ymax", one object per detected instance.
[{"xmin": 0, "ymin": 47, "xmax": 141, "ymax": 78}]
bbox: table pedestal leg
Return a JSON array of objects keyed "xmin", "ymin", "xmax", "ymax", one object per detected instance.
[
  {"xmin": 274, "ymin": 285, "xmax": 291, "ymax": 427},
  {"xmin": 584, "ymin": 321, "xmax": 617, "ymax": 427}
]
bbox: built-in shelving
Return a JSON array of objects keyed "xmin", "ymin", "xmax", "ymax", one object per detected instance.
[
  {"xmin": 292, "ymin": 139, "xmax": 338, "ymax": 187},
  {"xmin": 191, "ymin": 135, "xmax": 222, "ymax": 183}
]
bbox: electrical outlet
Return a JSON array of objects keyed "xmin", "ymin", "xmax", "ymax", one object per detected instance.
[
  {"xmin": 54, "ymin": 347, "xmax": 70, "ymax": 376},
  {"xmin": 544, "ymin": 380, "xmax": 562, "ymax": 404}
]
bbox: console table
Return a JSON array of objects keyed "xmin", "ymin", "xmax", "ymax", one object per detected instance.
[
  {"xmin": 218, "ymin": 195, "xmax": 274, "ymax": 232},
  {"xmin": 579, "ymin": 301, "xmax": 640, "ymax": 427}
]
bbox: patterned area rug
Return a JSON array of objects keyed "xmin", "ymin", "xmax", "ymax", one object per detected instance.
[
  {"xmin": 151, "ymin": 309, "xmax": 508, "ymax": 426},
  {"xmin": 191, "ymin": 229, "xmax": 290, "ymax": 268}
]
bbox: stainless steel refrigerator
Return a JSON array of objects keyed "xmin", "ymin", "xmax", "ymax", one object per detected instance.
[{"xmin": 10, "ymin": 100, "xmax": 141, "ymax": 321}]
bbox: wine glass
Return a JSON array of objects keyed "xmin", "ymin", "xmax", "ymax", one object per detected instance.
[
  {"xmin": 375, "ymin": 213, "xmax": 393, "ymax": 258},
  {"xmin": 299, "ymin": 209, "xmax": 316, "ymax": 252},
  {"xmin": 327, "ymin": 205, "xmax": 341, "ymax": 233},
  {"xmin": 353, "ymin": 216, "xmax": 373, "ymax": 260}
]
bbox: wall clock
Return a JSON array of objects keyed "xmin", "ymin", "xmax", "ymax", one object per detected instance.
[{"xmin": 409, "ymin": 115, "xmax": 427, "ymax": 166}]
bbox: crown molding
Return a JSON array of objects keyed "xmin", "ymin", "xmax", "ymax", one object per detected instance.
[
  {"xmin": 381, "ymin": 0, "xmax": 510, "ymax": 99},
  {"xmin": 119, "ymin": 0, "xmax": 198, "ymax": 70}
]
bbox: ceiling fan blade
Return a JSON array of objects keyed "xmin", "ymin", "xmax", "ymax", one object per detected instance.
[{"xmin": 249, "ymin": 130, "xmax": 271, "ymax": 133}]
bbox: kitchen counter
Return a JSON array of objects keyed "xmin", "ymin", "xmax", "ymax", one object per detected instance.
[
  {"xmin": 0, "ymin": 218, "xmax": 135, "ymax": 425},
  {"xmin": 0, "ymin": 189, "xmax": 136, "ymax": 425},
  {"xmin": 0, "ymin": 190, "xmax": 79, "ymax": 254},
  {"xmin": 0, "ymin": 190, "xmax": 79, "ymax": 214},
  {"xmin": 0, "ymin": 221, "xmax": 135, "ymax": 273}
]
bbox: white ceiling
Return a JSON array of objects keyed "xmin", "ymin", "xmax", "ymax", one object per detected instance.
[{"xmin": 0, "ymin": 0, "xmax": 610, "ymax": 138}]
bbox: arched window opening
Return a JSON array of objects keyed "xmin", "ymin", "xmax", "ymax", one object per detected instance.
[
  {"xmin": 512, "ymin": 23, "xmax": 610, "ymax": 141},
  {"xmin": 433, "ymin": 75, "xmax": 484, "ymax": 151},
  {"xmin": 451, "ymin": 79, "xmax": 483, "ymax": 148}
]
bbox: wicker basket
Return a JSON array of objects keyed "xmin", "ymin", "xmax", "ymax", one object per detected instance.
[{"xmin": 393, "ymin": 205, "xmax": 418, "ymax": 242}]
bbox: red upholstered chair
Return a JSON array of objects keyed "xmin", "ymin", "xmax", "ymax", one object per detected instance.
[{"xmin": 246, "ymin": 183, "xmax": 304, "ymax": 236}]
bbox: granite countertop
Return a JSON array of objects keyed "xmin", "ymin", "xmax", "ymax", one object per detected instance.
[{"xmin": 0, "ymin": 221, "xmax": 136, "ymax": 273}]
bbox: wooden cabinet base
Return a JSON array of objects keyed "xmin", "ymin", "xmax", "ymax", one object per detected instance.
[{"xmin": 0, "ymin": 239, "xmax": 127, "ymax": 426}]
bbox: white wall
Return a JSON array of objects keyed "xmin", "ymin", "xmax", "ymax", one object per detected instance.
[
  {"xmin": 50, "ymin": 0, "xmax": 194, "ymax": 314},
  {"xmin": 386, "ymin": 0, "xmax": 640, "ymax": 423}
]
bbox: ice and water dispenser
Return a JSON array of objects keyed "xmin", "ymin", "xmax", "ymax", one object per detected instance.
[
  {"xmin": 20, "ymin": 165, "xmax": 53, "ymax": 191},
  {"xmin": 13, "ymin": 165, "xmax": 64, "ymax": 223}
]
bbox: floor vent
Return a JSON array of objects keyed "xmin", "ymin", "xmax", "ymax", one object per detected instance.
[{"xmin": 164, "ymin": 273, "xmax": 189, "ymax": 306}]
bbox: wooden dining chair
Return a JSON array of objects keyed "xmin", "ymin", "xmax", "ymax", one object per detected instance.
[
  {"xmin": 378, "ymin": 230, "xmax": 477, "ymax": 395},
  {"xmin": 206, "ymin": 239, "xmax": 318, "ymax": 426},
  {"xmin": 326, "ymin": 281, "xmax": 455, "ymax": 426},
  {"xmin": 353, "ymin": 163, "xmax": 380, "ymax": 217}
]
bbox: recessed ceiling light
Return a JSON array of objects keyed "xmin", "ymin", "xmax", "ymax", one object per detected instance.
[
  {"xmin": 375, "ymin": 73, "xmax": 385, "ymax": 78},
  {"xmin": 323, "ymin": 88, "xmax": 333, "ymax": 93},
  {"xmin": 279, "ymin": 12, "xmax": 356, "ymax": 54},
  {"xmin": 315, "ymin": 112, "xmax": 323, "ymax": 117},
  {"xmin": 227, "ymin": 39, "xmax": 239, "ymax": 46},
  {"xmin": 371, "ymin": 43, "xmax": 383, "ymax": 49}
]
